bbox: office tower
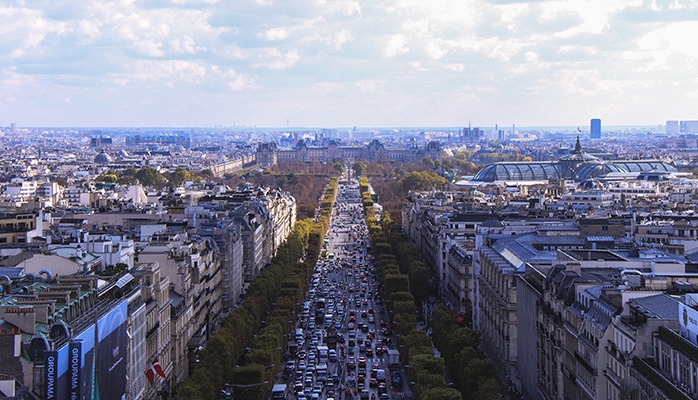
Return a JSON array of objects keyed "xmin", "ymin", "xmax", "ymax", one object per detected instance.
[
  {"xmin": 681, "ymin": 120, "xmax": 698, "ymax": 133},
  {"xmin": 590, "ymin": 118, "xmax": 601, "ymax": 139},
  {"xmin": 666, "ymin": 120, "xmax": 679, "ymax": 134},
  {"xmin": 10, "ymin": 123, "xmax": 16, "ymax": 134}
]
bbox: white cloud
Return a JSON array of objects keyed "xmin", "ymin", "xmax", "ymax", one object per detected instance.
[
  {"xmin": 261, "ymin": 27, "xmax": 290, "ymax": 40},
  {"xmin": 129, "ymin": 60, "xmax": 208, "ymax": 83},
  {"xmin": 211, "ymin": 65, "xmax": 257, "ymax": 90},
  {"xmin": 443, "ymin": 63, "xmax": 465, "ymax": 72},
  {"xmin": 385, "ymin": 34, "xmax": 409, "ymax": 57},
  {"xmin": 410, "ymin": 61, "xmax": 429, "ymax": 71},
  {"xmin": 253, "ymin": 49, "xmax": 300, "ymax": 69},
  {"xmin": 356, "ymin": 79, "xmax": 387, "ymax": 93}
]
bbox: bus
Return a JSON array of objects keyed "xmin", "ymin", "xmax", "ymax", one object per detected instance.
[{"xmin": 271, "ymin": 383, "xmax": 287, "ymax": 399}]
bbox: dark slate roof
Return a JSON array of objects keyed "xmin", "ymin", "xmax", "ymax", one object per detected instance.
[
  {"xmin": 0, "ymin": 267, "xmax": 24, "ymax": 279},
  {"xmin": 480, "ymin": 218, "xmax": 504, "ymax": 228},
  {"xmin": 629, "ymin": 294, "xmax": 679, "ymax": 320}
]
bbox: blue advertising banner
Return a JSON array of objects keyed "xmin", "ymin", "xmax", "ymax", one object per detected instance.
[
  {"xmin": 95, "ymin": 299, "xmax": 128, "ymax": 400},
  {"xmin": 74, "ymin": 325, "xmax": 95, "ymax": 400},
  {"xmin": 69, "ymin": 341, "xmax": 82, "ymax": 400},
  {"xmin": 44, "ymin": 350, "xmax": 58, "ymax": 400}
]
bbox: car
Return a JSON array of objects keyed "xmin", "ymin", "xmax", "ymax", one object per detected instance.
[
  {"xmin": 368, "ymin": 316, "xmax": 375, "ymax": 324},
  {"xmin": 369, "ymin": 378, "xmax": 378, "ymax": 387},
  {"xmin": 378, "ymin": 383, "xmax": 387, "ymax": 394},
  {"xmin": 347, "ymin": 357, "xmax": 356, "ymax": 369},
  {"xmin": 360, "ymin": 389, "xmax": 370, "ymax": 400},
  {"xmin": 285, "ymin": 360, "xmax": 295, "ymax": 372},
  {"xmin": 313, "ymin": 384, "xmax": 323, "ymax": 394},
  {"xmin": 391, "ymin": 371, "xmax": 402, "ymax": 387},
  {"xmin": 365, "ymin": 348, "xmax": 373, "ymax": 357},
  {"xmin": 358, "ymin": 357, "xmax": 367, "ymax": 368}
]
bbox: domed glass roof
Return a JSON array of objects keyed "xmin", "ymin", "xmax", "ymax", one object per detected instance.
[
  {"xmin": 472, "ymin": 159, "xmax": 677, "ymax": 183},
  {"xmin": 609, "ymin": 161, "xmax": 677, "ymax": 173},
  {"xmin": 572, "ymin": 163, "xmax": 625, "ymax": 181},
  {"xmin": 472, "ymin": 162, "xmax": 561, "ymax": 182}
]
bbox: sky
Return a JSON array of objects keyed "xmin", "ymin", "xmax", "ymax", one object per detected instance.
[{"xmin": 1, "ymin": 0, "xmax": 697, "ymax": 128}]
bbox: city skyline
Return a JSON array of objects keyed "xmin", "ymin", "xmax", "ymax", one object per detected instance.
[{"xmin": 1, "ymin": 0, "xmax": 697, "ymax": 128}]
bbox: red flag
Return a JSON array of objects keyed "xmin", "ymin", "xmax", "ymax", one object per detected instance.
[
  {"xmin": 145, "ymin": 357, "xmax": 167, "ymax": 384},
  {"xmin": 577, "ymin": 127, "xmax": 582, "ymax": 132}
]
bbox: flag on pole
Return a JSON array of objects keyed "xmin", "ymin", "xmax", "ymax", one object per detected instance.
[
  {"xmin": 145, "ymin": 357, "xmax": 167, "ymax": 384},
  {"xmin": 577, "ymin": 127, "xmax": 582, "ymax": 133}
]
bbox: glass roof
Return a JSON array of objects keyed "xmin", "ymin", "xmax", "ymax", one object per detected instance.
[
  {"xmin": 573, "ymin": 163, "xmax": 625, "ymax": 181},
  {"xmin": 609, "ymin": 161, "xmax": 677, "ymax": 173},
  {"xmin": 472, "ymin": 162, "xmax": 561, "ymax": 182},
  {"xmin": 473, "ymin": 160, "xmax": 677, "ymax": 183}
]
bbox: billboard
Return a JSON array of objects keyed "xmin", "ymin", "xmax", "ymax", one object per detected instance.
[
  {"xmin": 43, "ymin": 300, "xmax": 127, "ymax": 400},
  {"xmin": 95, "ymin": 299, "xmax": 128, "ymax": 400},
  {"xmin": 44, "ymin": 350, "xmax": 59, "ymax": 400},
  {"xmin": 69, "ymin": 341, "xmax": 82, "ymax": 400}
]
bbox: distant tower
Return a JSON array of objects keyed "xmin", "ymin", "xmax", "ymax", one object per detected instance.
[
  {"xmin": 10, "ymin": 123, "xmax": 16, "ymax": 134},
  {"xmin": 462, "ymin": 124, "xmax": 481, "ymax": 144},
  {"xmin": 666, "ymin": 120, "xmax": 679, "ymax": 134},
  {"xmin": 590, "ymin": 118, "xmax": 601, "ymax": 139}
]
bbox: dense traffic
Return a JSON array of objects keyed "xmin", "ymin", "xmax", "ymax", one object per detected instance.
[{"xmin": 274, "ymin": 178, "xmax": 405, "ymax": 400}]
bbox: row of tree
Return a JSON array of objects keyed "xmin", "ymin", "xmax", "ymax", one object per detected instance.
[
  {"xmin": 242, "ymin": 172, "xmax": 334, "ymax": 219},
  {"xmin": 361, "ymin": 175, "xmax": 504, "ymax": 400},
  {"xmin": 359, "ymin": 177, "xmax": 461, "ymax": 400},
  {"xmin": 173, "ymin": 177, "xmax": 339, "ymax": 400},
  {"xmin": 430, "ymin": 306, "xmax": 505, "ymax": 400},
  {"xmin": 96, "ymin": 167, "xmax": 214, "ymax": 189}
]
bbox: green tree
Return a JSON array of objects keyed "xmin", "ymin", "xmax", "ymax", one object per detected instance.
[
  {"xmin": 98, "ymin": 171, "xmax": 119, "ymax": 183},
  {"xmin": 422, "ymin": 387, "xmax": 462, "ymax": 400},
  {"xmin": 474, "ymin": 377, "xmax": 505, "ymax": 400},
  {"xmin": 333, "ymin": 162, "xmax": 344, "ymax": 175},
  {"xmin": 352, "ymin": 160, "xmax": 367, "ymax": 177},
  {"xmin": 408, "ymin": 261, "xmax": 432, "ymax": 303},
  {"xmin": 170, "ymin": 168, "xmax": 194, "ymax": 187},
  {"xmin": 135, "ymin": 167, "xmax": 165, "ymax": 188},
  {"xmin": 201, "ymin": 169, "xmax": 214, "ymax": 177}
]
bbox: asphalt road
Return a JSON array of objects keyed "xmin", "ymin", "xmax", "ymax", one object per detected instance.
[{"xmin": 276, "ymin": 179, "xmax": 410, "ymax": 400}]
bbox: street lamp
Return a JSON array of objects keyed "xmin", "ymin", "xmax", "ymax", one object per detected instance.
[{"xmin": 223, "ymin": 381, "xmax": 269, "ymax": 400}]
